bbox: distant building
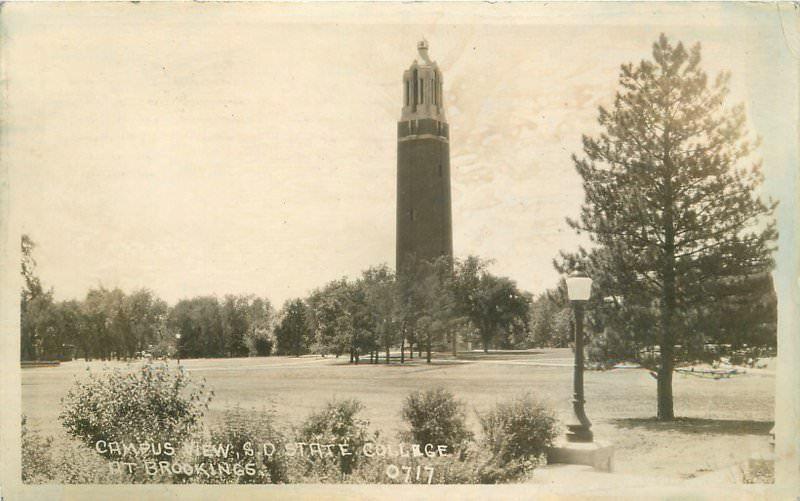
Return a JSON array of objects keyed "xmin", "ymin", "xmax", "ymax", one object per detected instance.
[{"xmin": 396, "ymin": 40, "xmax": 453, "ymax": 275}]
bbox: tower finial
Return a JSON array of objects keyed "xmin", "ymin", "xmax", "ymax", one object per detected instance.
[{"xmin": 417, "ymin": 39, "xmax": 431, "ymax": 64}]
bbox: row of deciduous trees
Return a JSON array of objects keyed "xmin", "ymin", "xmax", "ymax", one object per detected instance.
[
  {"xmin": 22, "ymin": 286, "xmax": 282, "ymax": 362},
  {"xmin": 270, "ymin": 256, "xmax": 532, "ymax": 363},
  {"xmin": 21, "ymin": 235, "xmax": 278, "ymax": 361},
  {"xmin": 22, "ymin": 229, "xmax": 775, "ymax": 366},
  {"xmin": 21, "ymin": 284, "xmax": 277, "ymax": 362},
  {"xmin": 21, "ymin": 236, "xmax": 532, "ymax": 362}
]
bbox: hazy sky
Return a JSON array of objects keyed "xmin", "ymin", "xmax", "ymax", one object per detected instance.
[{"xmin": 4, "ymin": 3, "xmax": 797, "ymax": 306}]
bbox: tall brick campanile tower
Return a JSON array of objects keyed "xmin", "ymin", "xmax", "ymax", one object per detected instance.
[{"xmin": 396, "ymin": 40, "xmax": 453, "ymax": 275}]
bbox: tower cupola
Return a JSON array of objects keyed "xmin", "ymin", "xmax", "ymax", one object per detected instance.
[{"xmin": 400, "ymin": 40, "xmax": 445, "ymax": 122}]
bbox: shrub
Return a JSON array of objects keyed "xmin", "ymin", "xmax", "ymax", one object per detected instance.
[
  {"xmin": 474, "ymin": 454, "xmax": 544, "ymax": 484},
  {"xmin": 476, "ymin": 393, "xmax": 558, "ymax": 483},
  {"xmin": 22, "ymin": 415, "xmax": 128, "ymax": 484},
  {"xmin": 194, "ymin": 406, "xmax": 289, "ymax": 484},
  {"xmin": 59, "ymin": 362, "xmax": 213, "ymax": 464},
  {"xmin": 295, "ymin": 398, "xmax": 375, "ymax": 479},
  {"xmin": 401, "ymin": 388, "xmax": 472, "ymax": 452},
  {"xmin": 22, "ymin": 415, "xmax": 54, "ymax": 483},
  {"xmin": 51, "ymin": 439, "xmax": 132, "ymax": 484}
]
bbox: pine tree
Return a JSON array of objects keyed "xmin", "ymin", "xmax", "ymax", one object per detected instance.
[{"xmin": 568, "ymin": 35, "xmax": 777, "ymax": 420}]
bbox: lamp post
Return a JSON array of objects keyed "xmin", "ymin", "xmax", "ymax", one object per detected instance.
[
  {"xmin": 175, "ymin": 333, "xmax": 182, "ymax": 365},
  {"xmin": 565, "ymin": 268, "xmax": 593, "ymax": 443}
]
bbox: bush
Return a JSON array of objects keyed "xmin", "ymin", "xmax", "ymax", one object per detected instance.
[
  {"xmin": 22, "ymin": 415, "xmax": 54, "ymax": 483},
  {"xmin": 476, "ymin": 393, "xmax": 558, "ymax": 483},
  {"xmin": 51, "ymin": 439, "xmax": 133, "ymax": 483},
  {"xmin": 22, "ymin": 415, "xmax": 128, "ymax": 484},
  {"xmin": 194, "ymin": 406, "xmax": 289, "ymax": 484},
  {"xmin": 59, "ymin": 363, "xmax": 212, "ymax": 464},
  {"xmin": 475, "ymin": 454, "xmax": 544, "ymax": 484},
  {"xmin": 295, "ymin": 398, "xmax": 375, "ymax": 479},
  {"xmin": 401, "ymin": 388, "xmax": 472, "ymax": 452}
]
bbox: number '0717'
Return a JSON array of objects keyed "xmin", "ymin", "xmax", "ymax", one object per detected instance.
[{"xmin": 385, "ymin": 464, "xmax": 435, "ymax": 484}]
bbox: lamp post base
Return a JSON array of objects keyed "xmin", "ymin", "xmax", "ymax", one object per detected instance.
[
  {"xmin": 568, "ymin": 395, "xmax": 593, "ymax": 443},
  {"xmin": 566, "ymin": 424, "xmax": 594, "ymax": 443}
]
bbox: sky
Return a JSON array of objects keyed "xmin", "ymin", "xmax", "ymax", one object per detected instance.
[{"xmin": 3, "ymin": 2, "xmax": 797, "ymax": 306}]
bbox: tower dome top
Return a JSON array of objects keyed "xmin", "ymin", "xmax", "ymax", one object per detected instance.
[{"xmin": 417, "ymin": 40, "xmax": 432, "ymax": 64}]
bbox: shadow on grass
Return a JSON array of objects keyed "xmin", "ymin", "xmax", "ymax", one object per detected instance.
[
  {"xmin": 325, "ymin": 349, "xmax": 553, "ymax": 366},
  {"xmin": 609, "ymin": 417, "xmax": 774, "ymax": 436},
  {"xmin": 457, "ymin": 350, "xmax": 545, "ymax": 360},
  {"xmin": 329, "ymin": 359, "xmax": 472, "ymax": 368}
]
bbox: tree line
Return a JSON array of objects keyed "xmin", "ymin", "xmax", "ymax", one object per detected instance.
[
  {"xmin": 21, "ymin": 238, "xmax": 532, "ymax": 362},
  {"xmin": 296, "ymin": 256, "xmax": 531, "ymax": 363}
]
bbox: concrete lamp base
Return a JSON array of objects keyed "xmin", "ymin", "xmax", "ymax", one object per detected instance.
[
  {"xmin": 546, "ymin": 440, "xmax": 615, "ymax": 473},
  {"xmin": 566, "ymin": 424, "xmax": 594, "ymax": 443}
]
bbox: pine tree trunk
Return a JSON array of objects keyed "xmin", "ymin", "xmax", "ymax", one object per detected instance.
[
  {"xmin": 657, "ymin": 338, "xmax": 674, "ymax": 420},
  {"xmin": 658, "ymin": 281, "xmax": 676, "ymax": 420},
  {"xmin": 401, "ymin": 336, "xmax": 405, "ymax": 364},
  {"xmin": 658, "ymin": 159, "xmax": 676, "ymax": 421},
  {"xmin": 386, "ymin": 345, "xmax": 390, "ymax": 364}
]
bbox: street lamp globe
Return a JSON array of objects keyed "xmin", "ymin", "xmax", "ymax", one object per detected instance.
[{"xmin": 566, "ymin": 268, "xmax": 593, "ymax": 302}]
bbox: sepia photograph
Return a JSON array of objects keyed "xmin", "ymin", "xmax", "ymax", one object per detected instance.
[{"xmin": 1, "ymin": 2, "xmax": 798, "ymax": 499}]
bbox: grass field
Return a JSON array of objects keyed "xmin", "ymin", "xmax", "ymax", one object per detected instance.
[{"xmin": 21, "ymin": 349, "xmax": 775, "ymax": 480}]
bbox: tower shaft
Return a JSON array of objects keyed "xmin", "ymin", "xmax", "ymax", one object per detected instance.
[{"xmin": 396, "ymin": 41, "xmax": 453, "ymax": 274}]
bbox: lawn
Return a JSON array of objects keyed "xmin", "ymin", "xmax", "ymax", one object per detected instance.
[{"xmin": 21, "ymin": 348, "xmax": 775, "ymax": 480}]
